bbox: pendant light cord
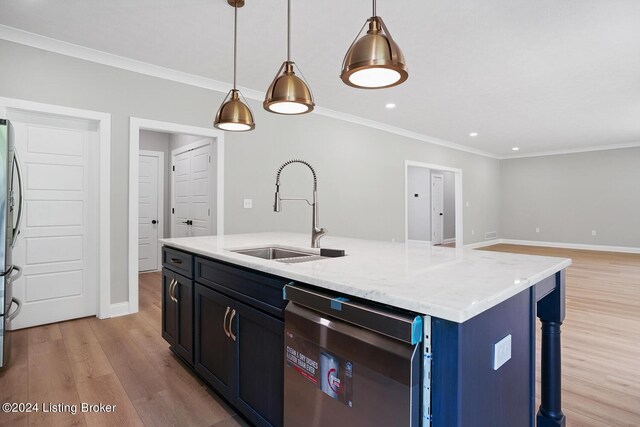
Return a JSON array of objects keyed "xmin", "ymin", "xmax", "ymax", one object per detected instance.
[
  {"xmin": 373, "ymin": 0, "xmax": 376, "ymax": 16},
  {"xmin": 233, "ymin": 4, "xmax": 238, "ymax": 89},
  {"xmin": 287, "ymin": 0, "xmax": 291, "ymax": 62}
]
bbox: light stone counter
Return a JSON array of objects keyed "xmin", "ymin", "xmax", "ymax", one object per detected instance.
[{"xmin": 160, "ymin": 232, "xmax": 571, "ymax": 323}]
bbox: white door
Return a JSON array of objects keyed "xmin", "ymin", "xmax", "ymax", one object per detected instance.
[
  {"xmin": 138, "ymin": 154, "xmax": 160, "ymax": 271},
  {"xmin": 10, "ymin": 114, "xmax": 98, "ymax": 329},
  {"xmin": 431, "ymin": 174, "xmax": 444, "ymax": 245},
  {"xmin": 171, "ymin": 144, "xmax": 212, "ymax": 237}
]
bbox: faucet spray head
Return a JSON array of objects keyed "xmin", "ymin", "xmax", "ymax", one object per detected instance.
[{"xmin": 274, "ymin": 183, "xmax": 282, "ymax": 212}]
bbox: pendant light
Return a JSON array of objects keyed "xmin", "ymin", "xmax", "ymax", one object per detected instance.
[
  {"xmin": 264, "ymin": 0, "xmax": 315, "ymax": 115},
  {"xmin": 340, "ymin": 0, "xmax": 408, "ymax": 89},
  {"xmin": 214, "ymin": 0, "xmax": 255, "ymax": 131}
]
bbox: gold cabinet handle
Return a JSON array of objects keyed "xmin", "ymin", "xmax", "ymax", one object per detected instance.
[
  {"xmin": 223, "ymin": 307, "xmax": 231, "ymax": 338},
  {"xmin": 229, "ymin": 309, "xmax": 237, "ymax": 342}
]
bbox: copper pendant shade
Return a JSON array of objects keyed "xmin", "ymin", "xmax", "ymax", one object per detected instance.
[
  {"xmin": 215, "ymin": 89, "xmax": 255, "ymax": 131},
  {"xmin": 214, "ymin": 1, "xmax": 255, "ymax": 131},
  {"xmin": 340, "ymin": 1, "xmax": 408, "ymax": 89},
  {"xmin": 264, "ymin": 0, "xmax": 315, "ymax": 115}
]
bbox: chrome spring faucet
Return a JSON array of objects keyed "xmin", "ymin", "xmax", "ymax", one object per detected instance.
[{"xmin": 273, "ymin": 159, "xmax": 327, "ymax": 248}]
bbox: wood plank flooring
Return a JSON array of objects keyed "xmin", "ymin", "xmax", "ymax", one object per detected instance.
[
  {"xmin": 0, "ymin": 272, "xmax": 247, "ymax": 427},
  {"xmin": 480, "ymin": 244, "xmax": 640, "ymax": 427},
  {"xmin": 1, "ymin": 245, "xmax": 638, "ymax": 426}
]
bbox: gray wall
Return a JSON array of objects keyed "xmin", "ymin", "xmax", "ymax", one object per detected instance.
[
  {"xmin": 500, "ymin": 147, "xmax": 640, "ymax": 247},
  {"xmin": 139, "ymin": 130, "xmax": 171, "ymax": 238},
  {"xmin": 0, "ymin": 39, "xmax": 501, "ymax": 305}
]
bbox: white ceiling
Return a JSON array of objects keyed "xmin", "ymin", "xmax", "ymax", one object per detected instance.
[{"xmin": 1, "ymin": 0, "xmax": 639, "ymax": 157}]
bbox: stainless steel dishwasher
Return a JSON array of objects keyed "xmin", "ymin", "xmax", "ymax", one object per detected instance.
[{"xmin": 283, "ymin": 284, "xmax": 423, "ymax": 427}]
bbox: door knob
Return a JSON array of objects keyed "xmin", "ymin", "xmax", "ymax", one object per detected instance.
[
  {"xmin": 181, "ymin": 220, "xmax": 193, "ymax": 225},
  {"xmin": 439, "ymin": 213, "xmax": 444, "ymax": 216},
  {"xmin": 152, "ymin": 220, "xmax": 157, "ymax": 224}
]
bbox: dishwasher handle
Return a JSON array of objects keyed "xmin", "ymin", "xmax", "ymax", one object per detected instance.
[{"xmin": 284, "ymin": 284, "xmax": 423, "ymax": 345}]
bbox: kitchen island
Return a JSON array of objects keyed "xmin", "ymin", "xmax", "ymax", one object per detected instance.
[{"xmin": 160, "ymin": 232, "xmax": 570, "ymax": 427}]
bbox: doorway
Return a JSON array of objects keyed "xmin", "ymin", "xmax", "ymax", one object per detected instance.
[
  {"xmin": 0, "ymin": 97, "xmax": 111, "ymax": 325},
  {"xmin": 128, "ymin": 118, "xmax": 224, "ymax": 315},
  {"xmin": 404, "ymin": 161, "xmax": 463, "ymax": 248},
  {"xmin": 138, "ymin": 149, "xmax": 164, "ymax": 272}
]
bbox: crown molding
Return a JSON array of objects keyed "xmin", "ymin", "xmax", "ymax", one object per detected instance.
[
  {"xmin": 0, "ymin": 24, "xmax": 500, "ymax": 159},
  {"xmin": 499, "ymin": 141, "xmax": 640, "ymax": 160},
  {"xmin": 2, "ymin": 25, "xmax": 636, "ymax": 161}
]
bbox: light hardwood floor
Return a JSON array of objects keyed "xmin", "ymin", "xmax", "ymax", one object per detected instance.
[
  {"xmin": 1, "ymin": 245, "xmax": 638, "ymax": 426},
  {"xmin": 0, "ymin": 272, "xmax": 247, "ymax": 427},
  {"xmin": 480, "ymin": 244, "xmax": 640, "ymax": 427}
]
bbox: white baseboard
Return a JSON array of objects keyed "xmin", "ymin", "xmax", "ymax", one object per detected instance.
[
  {"xmin": 464, "ymin": 239, "xmax": 500, "ymax": 249},
  {"xmin": 407, "ymin": 239, "xmax": 432, "ymax": 245},
  {"xmin": 110, "ymin": 302, "xmax": 132, "ymax": 318},
  {"xmin": 499, "ymin": 239, "xmax": 640, "ymax": 254},
  {"xmin": 442, "ymin": 238, "xmax": 456, "ymax": 245}
]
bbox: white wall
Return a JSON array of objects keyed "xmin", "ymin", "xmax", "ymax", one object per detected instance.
[
  {"xmin": 0, "ymin": 39, "xmax": 502, "ymax": 304},
  {"xmin": 139, "ymin": 130, "xmax": 171, "ymax": 238},
  {"xmin": 501, "ymin": 147, "xmax": 640, "ymax": 248}
]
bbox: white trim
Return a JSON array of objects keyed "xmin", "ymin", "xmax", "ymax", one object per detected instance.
[
  {"xmin": 129, "ymin": 117, "xmax": 225, "ymax": 315},
  {"xmin": 110, "ymin": 302, "xmax": 131, "ymax": 318},
  {"xmin": 139, "ymin": 149, "xmax": 165, "ymax": 272},
  {"xmin": 0, "ymin": 96, "xmax": 112, "ymax": 320},
  {"xmin": 498, "ymin": 239, "xmax": 640, "ymax": 254},
  {"xmin": 405, "ymin": 161, "xmax": 464, "ymax": 249},
  {"xmin": 442, "ymin": 238, "xmax": 456, "ymax": 245},
  {"xmin": 0, "ymin": 25, "xmax": 501, "ymax": 159},
  {"xmin": 407, "ymin": 239, "xmax": 432, "ymax": 245},
  {"xmin": 501, "ymin": 141, "xmax": 640, "ymax": 160},
  {"xmin": 464, "ymin": 239, "xmax": 500, "ymax": 249}
]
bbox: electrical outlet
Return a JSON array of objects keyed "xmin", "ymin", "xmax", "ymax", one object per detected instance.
[
  {"xmin": 466, "ymin": 201, "xmax": 470, "ymax": 208},
  {"xmin": 243, "ymin": 199, "xmax": 252, "ymax": 209},
  {"xmin": 493, "ymin": 334, "xmax": 512, "ymax": 370},
  {"xmin": 536, "ymin": 227, "xmax": 540, "ymax": 233},
  {"xmin": 471, "ymin": 229, "xmax": 475, "ymax": 236},
  {"xmin": 592, "ymin": 230, "xmax": 597, "ymax": 236}
]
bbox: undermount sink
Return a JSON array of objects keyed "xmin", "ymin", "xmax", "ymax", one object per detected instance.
[{"xmin": 230, "ymin": 246, "xmax": 344, "ymax": 264}]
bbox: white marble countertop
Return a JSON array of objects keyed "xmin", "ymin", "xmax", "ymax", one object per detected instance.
[{"xmin": 160, "ymin": 232, "xmax": 571, "ymax": 323}]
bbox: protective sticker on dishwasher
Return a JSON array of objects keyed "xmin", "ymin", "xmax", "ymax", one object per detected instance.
[{"xmin": 285, "ymin": 330, "xmax": 354, "ymax": 408}]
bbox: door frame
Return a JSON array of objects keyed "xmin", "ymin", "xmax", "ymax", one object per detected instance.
[
  {"xmin": 139, "ymin": 149, "xmax": 165, "ymax": 272},
  {"xmin": 0, "ymin": 96, "xmax": 111, "ymax": 319},
  {"xmin": 404, "ymin": 160, "xmax": 463, "ymax": 248},
  {"xmin": 129, "ymin": 118, "xmax": 225, "ymax": 315},
  {"xmin": 170, "ymin": 139, "xmax": 215, "ymax": 239},
  {"xmin": 430, "ymin": 173, "xmax": 444, "ymax": 245}
]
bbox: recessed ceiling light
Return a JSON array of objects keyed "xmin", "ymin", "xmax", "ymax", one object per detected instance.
[
  {"xmin": 469, "ymin": 132, "xmax": 478, "ymax": 137},
  {"xmin": 512, "ymin": 147, "xmax": 520, "ymax": 151},
  {"xmin": 385, "ymin": 103, "xmax": 396, "ymax": 109}
]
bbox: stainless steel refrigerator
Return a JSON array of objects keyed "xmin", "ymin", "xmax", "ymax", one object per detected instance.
[{"xmin": 0, "ymin": 118, "xmax": 24, "ymax": 369}]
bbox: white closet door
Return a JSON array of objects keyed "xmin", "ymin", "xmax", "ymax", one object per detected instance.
[
  {"xmin": 10, "ymin": 117, "xmax": 98, "ymax": 329},
  {"xmin": 171, "ymin": 144, "xmax": 212, "ymax": 237},
  {"xmin": 173, "ymin": 150, "xmax": 191, "ymax": 238},
  {"xmin": 189, "ymin": 145, "xmax": 211, "ymax": 237},
  {"xmin": 138, "ymin": 155, "xmax": 159, "ymax": 271}
]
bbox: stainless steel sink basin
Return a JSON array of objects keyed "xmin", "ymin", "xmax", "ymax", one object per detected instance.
[{"xmin": 229, "ymin": 246, "xmax": 341, "ymax": 264}]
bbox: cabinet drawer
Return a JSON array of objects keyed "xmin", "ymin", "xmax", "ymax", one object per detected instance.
[
  {"xmin": 163, "ymin": 247, "xmax": 194, "ymax": 278},
  {"xmin": 195, "ymin": 256, "xmax": 288, "ymax": 316}
]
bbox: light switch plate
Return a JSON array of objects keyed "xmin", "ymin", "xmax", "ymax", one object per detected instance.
[
  {"xmin": 243, "ymin": 199, "xmax": 252, "ymax": 209},
  {"xmin": 493, "ymin": 334, "xmax": 512, "ymax": 370}
]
